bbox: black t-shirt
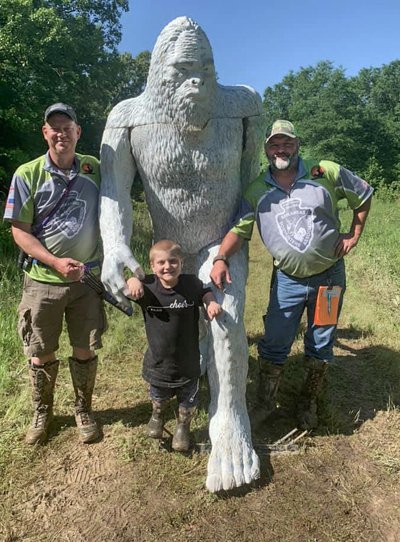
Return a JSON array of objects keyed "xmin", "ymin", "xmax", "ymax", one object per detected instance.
[{"xmin": 135, "ymin": 274, "xmax": 211, "ymax": 387}]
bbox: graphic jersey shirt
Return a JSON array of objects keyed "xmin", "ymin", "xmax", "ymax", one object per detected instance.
[
  {"xmin": 231, "ymin": 158, "xmax": 373, "ymax": 278},
  {"xmin": 4, "ymin": 152, "xmax": 101, "ymax": 283},
  {"xmin": 135, "ymin": 274, "xmax": 211, "ymax": 387}
]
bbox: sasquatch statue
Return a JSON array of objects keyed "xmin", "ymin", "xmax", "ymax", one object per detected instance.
[{"xmin": 100, "ymin": 16, "xmax": 264, "ymax": 492}]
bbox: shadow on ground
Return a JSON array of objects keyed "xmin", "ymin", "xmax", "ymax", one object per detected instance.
[{"xmin": 247, "ymin": 324, "xmax": 400, "ymax": 445}]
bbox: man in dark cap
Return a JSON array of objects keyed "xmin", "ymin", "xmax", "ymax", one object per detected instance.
[{"xmin": 4, "ymin": 103, "xmax": 105, "ymax": 445}]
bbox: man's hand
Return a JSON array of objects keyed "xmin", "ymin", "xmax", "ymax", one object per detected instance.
[
  {"xmin": 210, "ymin": 260, "xmax": 231, "ymax": 290},
  {"xmin": 53, "ymin": 258, "xmax": 84, "ymax": 281},
  {"xmin": 334, "ymin": 233, "xmax": 359, "ymax": 258}
]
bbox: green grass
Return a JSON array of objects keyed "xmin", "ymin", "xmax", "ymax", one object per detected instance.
[{"xmin": 1, "ymin": 196, "xmax": 399, "ymax": 494}]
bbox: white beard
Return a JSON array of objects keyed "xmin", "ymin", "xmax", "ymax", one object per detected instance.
[{"xmin": 274, "ymin": 156, "xmax": 291, "ymax": 170}]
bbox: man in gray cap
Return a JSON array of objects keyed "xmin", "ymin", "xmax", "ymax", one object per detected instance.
[
  {"xmin": 211, "ymin": 119, "xmax": 373, "ymax": 431},
  {"xmin": 4, "ymin": 103, "xmax": 105, "ymax": 445}
]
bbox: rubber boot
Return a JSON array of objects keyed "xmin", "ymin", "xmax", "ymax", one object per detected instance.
[
  {"xmin": 297, "ymin": 356, "xmax": 328, "ymax": 430},
  {"xmin": 147, "ymin": 400, "xmax": 167, "ymax": 439},
  {"xmin": 172, "ymin": 406, "xmax": 196, "ymax": 452},
  {"xmin": 68, "ymin": 356, "xmax": 99, "ymax": 443},
  {"xmin": 26, "ymin": 359, "xmax": 59, "ymax": 445},
  {"xmin": 250, "ymin": 358, "xmax": 283, "ymax": 428}
]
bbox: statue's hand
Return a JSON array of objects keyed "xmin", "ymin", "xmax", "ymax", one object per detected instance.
[{"xmin": 101, "ymin": 244, "xmax": 145, "ymax": 304}]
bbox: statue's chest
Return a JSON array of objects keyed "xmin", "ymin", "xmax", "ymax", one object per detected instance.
[{"xmin": 131, "ymin": 120, "xmax": 243, "ymax": 183}]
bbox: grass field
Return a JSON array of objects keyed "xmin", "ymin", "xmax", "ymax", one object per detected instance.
[{"xmin": 1, "ymin": 197, "xmax": 400, "ymax": 541}]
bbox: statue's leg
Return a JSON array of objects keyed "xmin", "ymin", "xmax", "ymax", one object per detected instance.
[{"xmin": 198, "ymin": 245, "xmax": 260, "ymax": 492}]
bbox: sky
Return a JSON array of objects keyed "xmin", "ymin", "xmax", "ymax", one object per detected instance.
[{"xmin": 119, "ymin": 0, "xmax": 400, "ymax": 97}]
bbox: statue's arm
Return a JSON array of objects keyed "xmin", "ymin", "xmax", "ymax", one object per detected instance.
[
  {"xmin": 99, "ymin": 121, "xmax": 144, "ymax": 301},
  {"xmin": 240, "ymin": 88, "xmax": 265, "ymax": 191}
]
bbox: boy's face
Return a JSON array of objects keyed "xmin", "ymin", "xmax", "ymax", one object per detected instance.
[{"xmin": 150, "ymin": 250, "xmax": 183, "ymax": 288}]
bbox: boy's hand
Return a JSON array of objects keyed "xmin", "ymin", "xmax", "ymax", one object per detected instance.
[
  {"xmin": 126, "ymin": 277, "xmax": 144, "ymax": 300},
  {"xmin": 206, "ymin": 301, "xmax": 223, "ymax": 321}
]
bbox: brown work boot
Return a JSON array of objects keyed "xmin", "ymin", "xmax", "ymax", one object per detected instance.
[
  {"xmin": 26, "ymin": 359, "xmax": 59, "ymax": 445},
  {"xmin": 68, "ymin": 356, "xmax": 99, "ymax": 443},
  {"xmin": 172, "ymin": 406, "xmax": 196, "ymax": 452},
  {"xmin": 297, "ymin": 357, "xmax": 328, "ymax": 430},
  {"xmin": 147, "ymin": 400, "xmax": 167, "ymax": 439},
  {"xmin": 250, "ymin": 358, "xmax": 284, "ymax": 428}
]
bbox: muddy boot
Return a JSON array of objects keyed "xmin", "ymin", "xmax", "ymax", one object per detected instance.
[
  {"xmin": 69, "ymin": 356, "xmax": 99, "ymax": 443},
  {"xmin": 147, "ymin": 401, "xmax": 167, "ymax": 439},
  {"xmin": 250, "ymin": 358, "xmax": 283, "ymax": 428},
  {"xmin": 297, "ymin": 357, "xmax": 328, "ymax": 430},
  {"xmin": 26, "ymin": 359, "xmax": 59, "ymax": 445},
  {"xmin": 172, "ymin": 407, "xmax": 196, "ymax": 452}
]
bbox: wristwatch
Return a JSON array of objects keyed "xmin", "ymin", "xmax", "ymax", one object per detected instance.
[{"xmin": 212, "ymin": 255, "xmax": 229, "ymax": 267}]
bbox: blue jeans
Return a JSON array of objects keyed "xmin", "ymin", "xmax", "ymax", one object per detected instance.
[
  {"xmin": 149, "ymin": 378, "xmax": 199, "ymax": 409},
  {"xmin": 258, "ymin": 259, "xmax": 346, "ymax": 364}
]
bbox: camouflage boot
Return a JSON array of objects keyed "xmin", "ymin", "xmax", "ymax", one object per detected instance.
[
  {"xmin": 26, "ymin": 359, "xmax": 59, "ymax": 445},
  {"xmin": 68, "ymin": 356, "xmax": 99, "ymax": 443},
  {"xmin": 250, "ymin": 358, "xmax": 283, "ymax": 428},
  {"xmin": 147, "ymin": 400, "xmax": 168, "ymax": 439},
  {"xmin": 297, "ymin": 357, "xmax": 328, "ymax": 430},
  {"xmin": 172, "ymin": 406, "xmax": 196, "ymax": 452}
]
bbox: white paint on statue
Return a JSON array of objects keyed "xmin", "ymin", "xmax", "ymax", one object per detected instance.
[{"xmin": 99, "ymin": 16, "xmax": 265, "ymax": 492}]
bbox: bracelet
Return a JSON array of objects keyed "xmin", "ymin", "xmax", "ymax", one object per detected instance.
[{"xmin": 212, "ymin": 255, "xmax": 229, "ymax": 267}]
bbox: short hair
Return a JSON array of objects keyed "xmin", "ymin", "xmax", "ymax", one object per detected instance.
[{"xmin": 149, "ymin": 240, "xmax": 184, "ymax": 262}]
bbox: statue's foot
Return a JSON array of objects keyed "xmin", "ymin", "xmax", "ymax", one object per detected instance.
[{"xmin": 206, "ymin": 414, "xmax": 260, "ymax": 492}]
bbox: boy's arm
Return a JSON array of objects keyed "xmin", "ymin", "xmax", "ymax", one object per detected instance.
[
  {"xmin": 126, "ymin": 276, "xmax": 144, "ymax": 300},
  {"xmin": 203, "ymin": 291, "xmax": 223, "ymax": 320}
]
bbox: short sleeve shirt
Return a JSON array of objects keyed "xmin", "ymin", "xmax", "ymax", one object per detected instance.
[
  {"xmin": 3, "ymin": 152, "xmax": 101, "ymax": 283},
  {"xmin": 231, "ymin": 158, "xmax": 373, "ymax": 277},
  {"xmin": 135, "ymin": 274, "xmax": 211, "ymax": 387}
]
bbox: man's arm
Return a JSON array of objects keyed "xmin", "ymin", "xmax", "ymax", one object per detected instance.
[
  {"xmin": 210, "ymin": 231, "xmax": 245, "ymax": 289},
  {"xmin": 12, "ymin": 221, "xmax": 83, "ymax": 280},
  {"xmin": 335, "ymin": 195, "xmax": 372, "ymax": 258}
]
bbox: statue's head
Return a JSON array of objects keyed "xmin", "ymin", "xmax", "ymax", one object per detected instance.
[{"xmin": 146, "ymin": 17, "xmax": 217, "ymax": 110}]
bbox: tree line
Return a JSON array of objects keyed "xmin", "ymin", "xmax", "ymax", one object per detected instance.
[
  {"xmin": 1, "ymin": 2, "xmax": 399, "ymax": 197},
  {"xmin": 263, "ymin": 60, "xmax": 400, "ymax": 193},
  {"xmin": 0, "ymin": 0, "xmax": 149, "ymax": 196}
]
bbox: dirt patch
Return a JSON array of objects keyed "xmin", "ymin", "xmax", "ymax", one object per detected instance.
[
  {"xmin": 2, "ymin": 345, "xmax": 400, "ymax": 542},
  {"xmin": 3, "ymin": 415, "xmax": 400, "ymax": 542}
]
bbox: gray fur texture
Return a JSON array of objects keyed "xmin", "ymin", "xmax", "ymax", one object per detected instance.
[{"xmin": 99, "ymin": 16, "xmax": 265, "ymax": 492}]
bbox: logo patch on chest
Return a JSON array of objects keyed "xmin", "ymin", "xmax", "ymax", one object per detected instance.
[{"xmin": 276, "ymin": 198, "xmax": 314, "ymax": 253}]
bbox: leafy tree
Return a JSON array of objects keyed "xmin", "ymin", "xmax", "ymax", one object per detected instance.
[
  {"xmin": 263, "ymin": 60, "xmax": 400, "ymax": 189},
  {"xmin": 263, "ymin": 62, "xmax": 365, "ymax": 170},
  {"xmin": 0, "ymin": 0, "xmax": 150, "ymax": 194}
]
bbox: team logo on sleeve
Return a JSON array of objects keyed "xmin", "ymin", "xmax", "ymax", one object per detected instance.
[
  {"xmin": 276, "ymin": 198, "xmax": 314, "ymax": 253},
  {"xmin": 311, "ymin": 165, "xmax": 325, "ymax": 179},
  {"xmin": 82, "ymin": 163, "xmax": 94, "ymax": 174}
]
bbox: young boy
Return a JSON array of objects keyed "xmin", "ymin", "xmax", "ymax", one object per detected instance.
[{"xmin": 127, "ymin": 239, "xmax": 222, "ymax": 452}]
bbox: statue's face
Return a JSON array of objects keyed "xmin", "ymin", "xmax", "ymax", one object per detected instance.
[{"xmin": 163, "ymin": 30, "xmax": 216, "ymax": 102}]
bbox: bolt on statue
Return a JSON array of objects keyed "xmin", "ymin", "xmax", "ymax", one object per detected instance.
[{"xmin": 99, "ymin": 16, "xmax": 265, "ymax": 492}]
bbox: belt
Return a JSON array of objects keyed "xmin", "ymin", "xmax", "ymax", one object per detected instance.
[{"xmin": 32, "ymin": 258, "xmax": 101, "ymax": 269}]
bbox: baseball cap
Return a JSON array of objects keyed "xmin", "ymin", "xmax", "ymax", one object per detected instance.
[
  {"xmin": 265, "ymin": 120, "xmax": 297, "ymax": 143},
  {"xmin": 44, "ymin": 103, "xmax": 78, "ymax": 123}
]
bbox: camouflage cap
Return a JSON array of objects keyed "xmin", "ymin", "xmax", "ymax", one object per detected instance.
[
  {"xmin": 44, "ymin": 103, "xmax": 78, "ymax": 123},
  {"xmin": 265, "ymin": 120, "xmax": 297, "ymax": 143}
]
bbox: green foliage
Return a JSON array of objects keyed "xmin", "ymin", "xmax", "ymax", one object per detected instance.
[{"xmin": 0, "ymin": 0, "xmax": 150, "ymax": 191}]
